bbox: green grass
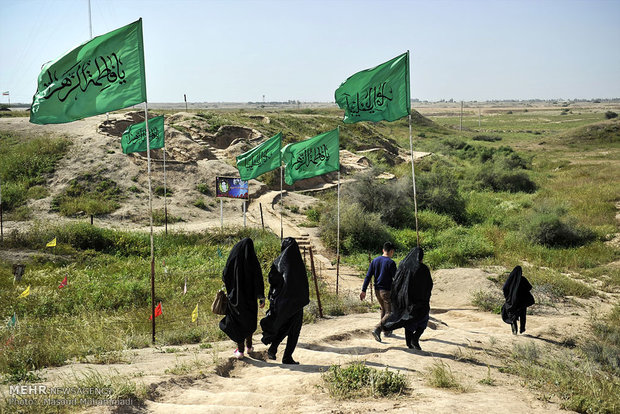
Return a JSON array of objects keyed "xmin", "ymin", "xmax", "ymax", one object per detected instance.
[
  {"xmin": 50, "ymin": 170, "xmax": 122, "ymax": 217},
  {"xmin": 426, "ymin": 360, "xmax": 466, "ymax": 392},
  {"xmin": 321, "ymin": 361, "xmax": 408, "ymax": 399},
  {"xmin": 0, "ymin": 224, "xmax": 368, "ymax": 383},
  {"xmin": 0, "ymin": 130, "xmax": 71, "ymax": 211}
]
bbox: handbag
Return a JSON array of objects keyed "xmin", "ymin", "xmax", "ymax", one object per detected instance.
[{"xmin": 211, "ymin": 289, "xmax": 228, "ymax": 315}]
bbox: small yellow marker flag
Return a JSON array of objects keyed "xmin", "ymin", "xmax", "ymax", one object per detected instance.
[
  {"xmin": 18, "ymin": 285, "xmax": 30, "ymax": 298},
  {"xmin": 191, "ymin": 304, "xmax": 198, "ymax": 323},
  {"xmin": 46, "ymin": 237, "xmax": 57, "ymax": 247}
]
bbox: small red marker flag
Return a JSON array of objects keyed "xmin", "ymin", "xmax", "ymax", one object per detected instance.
[
  {"xmin": 149, "ymin": 302, "xmax": 162, "ymax": 320},
  {"xmin": 58, "ymin": 276, "xmax": 68, "ymax": 289}
]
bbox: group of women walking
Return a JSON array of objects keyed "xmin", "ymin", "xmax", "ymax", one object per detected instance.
[
  {"xmin": 218, "ymin": 235, "xmax": 535, "ymax": 365},
  {"xmin": 219, "ymin": 237, "xmax": 309, "ymax": 364}
]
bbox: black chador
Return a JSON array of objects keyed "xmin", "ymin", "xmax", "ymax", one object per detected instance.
[
  {"xmin": 501, "ymin": 265, "xmax": 535, "ymax": 335},
  {"xmin": 383, "ymin": 247, "xmax": 433, "ymax": 350},
  {"xmin": 219, "ymin": 238, "xmax": 265, "ymax": 350},
  {"xmin": 260, "ymin": 237, "xmax": 309, "ymax": 365}
]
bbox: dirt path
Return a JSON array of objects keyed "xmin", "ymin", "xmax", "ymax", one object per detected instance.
[{"xmin": 33, "ymin": 265, "xmax": 613, "ymax": 414}]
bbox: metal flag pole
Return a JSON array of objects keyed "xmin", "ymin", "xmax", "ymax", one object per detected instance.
[
  {"xmin": 280, "ymin": 166, "xmax": 283, "ymax": 241},
  {"xmin": 144, "ymin": 102, "xmax": 156, "ymax": 343},
  {"xmin": 408, "ymin": 114, "xmax": 420, "ymax": 247},
  {"xmin": 0, "ymin": 178, "xmax": 3, "ymax": 243},
  {"xmin": 88, "ymin": 0, "xmax": 93, "ymax": 38},
  {"xmin": 163, "ymin": 139, "xmax": 168, "ymax": 235},
  {"xmin": 336, "ymin": 169, "xmax": 341, "ymax": 296}
]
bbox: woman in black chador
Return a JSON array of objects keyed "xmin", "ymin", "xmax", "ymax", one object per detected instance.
[
  {"xmin": 383, "ymin": 247, "xmax": 433, "ymax": 351},
  {"xmin": 219, "ymin": 238, "xmax": 265, "ymax": 359},
  {"xmin": 501, "ymin": 265, "xmax": 535, "ymax": 335},
  {"xmin": 260, "ymin": 237, "xmax": 309, "ymax": 365}
]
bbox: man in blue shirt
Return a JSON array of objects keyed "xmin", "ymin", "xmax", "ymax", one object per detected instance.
[{"xmin": 360, "ymin": 242, "xmax": 397, "ymax": 342}]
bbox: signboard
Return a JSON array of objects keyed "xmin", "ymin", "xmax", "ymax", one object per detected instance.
[{"xmin": 216, "ymin": 177, "xmax": 249, "ymax": 199}]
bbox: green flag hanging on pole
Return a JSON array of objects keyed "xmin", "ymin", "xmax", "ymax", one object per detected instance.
[
  {"xmin": 236, "ymin": 132, "xmax": 282, "ymax": 180},
  {"xmin": 281, "ymin": 128, "xmax": 339, "ymax": 185},
  {"xmin": 121, "ymin": 115, "xmax": 165, "ymax": 154},
  {"xmin": 30, "ymin": 18, "xmax": 146, "ymax": 125},
  {"xmin": 334, "ymin": 51, "xmax": 410, "ymax": 124}
]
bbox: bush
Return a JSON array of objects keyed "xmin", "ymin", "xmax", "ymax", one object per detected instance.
[
  {"xmin": 415, "ymin": 165, "xmax": 467, "ymax": 222},
  {"xmin": 196, "ymin": 183, "xmax": 211, "ymax": 195},
  {"xmin": 51, "ymin": 172, "xmax": 122, "ymax": 216},
  {"xmin": 319, "ymin": 203, "xmax": 392, "ymax": 253},
  {"xmin": 472, "ymin": 135, "xmax": 502, "ymax": 142},
  {"xmin": 341, "ymin": 170, "xmax": 413, "ymax": 228},
  {"xmin": 476, "ymin": 169, "xmax": 537, "ymax": 193},
  {"xmin": 423, "ymin": 226, "xmax": 494, "ymax": 268},
  {"xmin": 523, "ymin": 211, "xmax": 596, "ymax": 247},
  {"xmin": 322, "ymin": 361, "xmax": 408, "ymax": 399},
  {"xmin": 471, "ymin": 289, "xmax": 504, "ymax": 313},
  {"xmin": 154, "ymin": 186, "xmax": 173, "ymax": 197},
  {"xmin": 604, "ymin": 111, "xmax": 617, "ymax": 119}
]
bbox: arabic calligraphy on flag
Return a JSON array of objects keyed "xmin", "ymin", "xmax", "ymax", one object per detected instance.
[
  {"xmin": 334, "ymin": 51, "xmax": 410, "ymax": 124},
  {"xmin": 30, "ymin": 18, "xmax": 146, "ymax": 125},
  {"xmin": 121, "ymin": 115, "xmax": 165, "ymax": 154},
  {"xmin": 236, "ymin": 132, "xmax": 282, "ymax": 180},
  {"xmin": 281, "ymin": 128, "xmax": 339, "ymax": 185}
]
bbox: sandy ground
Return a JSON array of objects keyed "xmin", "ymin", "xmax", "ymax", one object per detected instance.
[{"xmin": 2, "ymin": 113, "xmax": 619, "ymax": 414}]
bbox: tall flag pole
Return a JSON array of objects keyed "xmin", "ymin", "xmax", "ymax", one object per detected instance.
[
  {"xmin": 0, "ymin": 177, "xmax": 3, "ymax": 243},
  {"xmin": 335, "ymin": 51, "xmax": 418, "ymax": 246},
  {"xmin": 163, "ymin": 137, "xmax": 168, "ymax": 235},
  {"xmin": 408, "ymin": 113, "xmax": 420, "ymax": 246},
  {"xmin": 336, "ymin": 126, "xmax": 341, "ymax": 296},
  {"xmin": 144, "ymin": 103, "xmax": 156, "ymax": 343},
  {"xmin": 280, "ymin": 166, "xmax": 283, "ymax": 241}
]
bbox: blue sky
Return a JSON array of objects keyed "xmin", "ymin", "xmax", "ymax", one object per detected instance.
[{"xmin": 1, "ymin": 0, "xmax": 619, "ymax": 103}]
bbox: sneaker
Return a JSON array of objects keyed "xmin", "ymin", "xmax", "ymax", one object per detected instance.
[
  {"xmin": 511, "ymin": 322, "xmax": 518, "ymax": 335},
  {"xmin": 410, "ymin": 340, "xmax": 422, "ymax": 351},
  {"xmin": 384, "ymin": 331, "xmax": 393, "ymax": 338},
  {"xmin": 233, "ymin": 349, "xmax": 244, "ymax": 359},
  {"xmin": 282, "ymin": 357, "xmax": 299, "ymax": 365},
  {"xmin": 246, "ymin": 346, "xmax": 254, "ymax": 353},
  {"xmin": 372, "ymin": 328, "xmax": 382, "ymax": 342},
  {"xmin": 519, "ymin": 327, "xmax": 526, "ymax": 334},
  {"xmin": 267, "ymin": 349, "xmax": 277, "ymax": 360}
]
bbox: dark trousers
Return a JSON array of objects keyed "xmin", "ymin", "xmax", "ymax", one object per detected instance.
[
  {"xmin": 236, "ymin": 336, "xmax": 253, "ymax": 353},
  {"xmin": 376, "ymin": 289, "xmax": 392, "ymax": 332},
  {"xmin": 268, "ymin": 309, "xmax": 303, "ymax": 360},
  {"xmin": 512, "ymin": 308, "xmax": 527, "ymax": 333},
  {"xmin": 405, "ymin": 315, "xmax": 429, "ymax": 345}
]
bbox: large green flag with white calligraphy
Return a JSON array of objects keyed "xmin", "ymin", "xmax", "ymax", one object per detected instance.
[
  {"xmin": 236, "ymin": 132, "xmax": 282, "ymax": 180},
  {"xmin": 30, "ymin": 19, "xmax": 146, "ymax": 125},
  {"xmin": 281, "ymin": 128, "xmax": 339, "ymax": 185},
  {"xmin": 121, "ymin": 115, "xmax": 164, "ymax": 154},
  {"xmin": 334, "ymin": 51, "xmax": 410, "ymax": 124}
]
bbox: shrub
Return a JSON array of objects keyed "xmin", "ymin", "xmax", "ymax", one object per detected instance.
[
  {"xmin": 51, "ymin": 172, "xmax": 122, "ymax": 216},
  {"xmin": 319, "ymin": 203, "xmax": 392, "ymax": 253},
  {"xmin": 423, "ymin": 226, "xmax": 494, "ymax": 268},
  {"xmin": 604, "ymin": 111, "xmax": 617, "ymax": 119},
  {"xmin": 523, "ymin": 211, "xmax": 596, "ymax": 247},
  {"xmin": 476, "ymin": 169, "xmax": 536, "ymax": 193},
  {"xmin": 471, "ymin": 289, "xmax": 504, "ymax": 313},
  {"xmin": 417, "ymin": 210, "xmax": 456, "ymax": 231},
  {"xmin": 415, "ymin": 166, "xmax": 466, "ymax": 222},
  {"xmin": 322, "ymin": 361, "xmax": 408, "ymax": 399},
  {"xmin": 426, "ymin": 360, "xmax": 465, "ymax": 391},
  {"xmin": 472, "ymin": 135, "xmax": 502, "ymax": 142},
  {"xmin": 196, "ymin": 183, "xmax": 211, "ymax": 195},
  {"xmin": 193, "ymin": 198, "xmax": 208, "ymax": 210},
  {"xmin": 154, "ymin": 186, "xmax": 173, "ymax": 197}
]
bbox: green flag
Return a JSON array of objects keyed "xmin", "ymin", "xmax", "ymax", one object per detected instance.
[
  {"xmin": 7, "ymin": 313, "xmax": 17, "ymax": 328},
  {"xmin": 121, "ymin": 115, "xmax": 165, "ymax": 154},
  {"xmin": 281, "ymin": 128, "xmax": 339, "ymax": 185},
  {"xmin": 236, "ymin": 132, "xmax": 282, "ymax": 180},
  {"xmin": 334, "ymin": 51, "xmax": 410, "ymax": 124},
  {"xmin": 30, "ymin": 19, "xmax": 146, "ymax": 125}
]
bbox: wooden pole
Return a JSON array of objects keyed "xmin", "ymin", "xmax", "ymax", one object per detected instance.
[
  {"xmin": 243, "ymin": 200, "xmax": 247, "ymax": 228},
  {"xmin": 309, "ymin": 247, "xmax": 323, "ymax": 318},
  {"xmin": 368, "ymin": 252, "xmax": 373, "ymax": 303},
  {"xmin": 460, "ymin": 101, "xmax": 463, "ymax": 131},
  {"xmin": 220, "ymin": 198, "xmax": 223, "ymax": 229},
  {"xmin": 259, "ymin": 202, "xmax": 264, "ymax": 231}
]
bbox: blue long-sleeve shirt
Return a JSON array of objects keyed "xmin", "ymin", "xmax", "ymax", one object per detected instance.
[{"xmin": 362, "ymin": 255, "xmax": 396, "ymax": 292}]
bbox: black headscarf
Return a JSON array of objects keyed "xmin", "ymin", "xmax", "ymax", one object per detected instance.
[
  {"xmin": 383, "ymin": 247, "xmax": 433, "ymax": 331},
  {"xmin": 501, "ymin": 265, "xmax": 535, "ymax": 324},
  {"xmin": 219, "ymin": 238, "xmax": 265, "ymax": 343},
  {"xmin": 260, "ymin": 237, "xmax": 310, "ymax": 344}
]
